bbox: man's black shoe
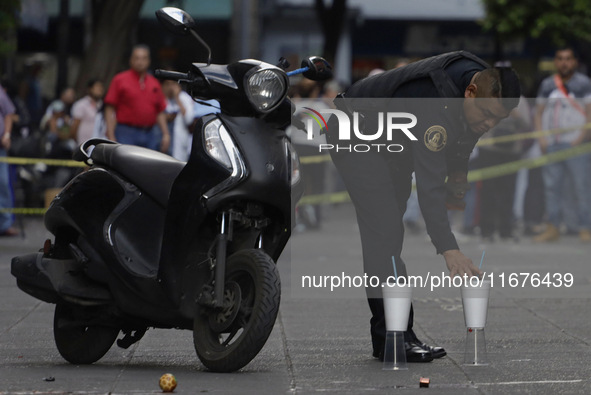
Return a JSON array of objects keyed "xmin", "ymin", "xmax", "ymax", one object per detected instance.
[
  {"xmin": 405, "ymin": 342, "xmax": 435, "ymax": 362},
  {"xmin": 373, "ymin": 342, "xmax": 434, "ymax": 362},
  {"xmin": 413, "ymin": 341, "xmax": 447, "ymax": 358}
]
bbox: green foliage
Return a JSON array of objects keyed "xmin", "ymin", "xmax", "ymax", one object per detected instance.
[
  {"xmin": 0, "ymin": 0, "xmax": 20, "ymax": 56},
  {"xmin": 482, "ymin": 0, "xmax": 591, "ymax": 46}
]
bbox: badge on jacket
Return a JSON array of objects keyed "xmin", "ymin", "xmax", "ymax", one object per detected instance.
[{"xmin": 424, "ymin": 125, "xmax": 447, "ymax": 151}]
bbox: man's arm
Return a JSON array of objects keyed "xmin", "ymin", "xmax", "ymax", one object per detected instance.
[
  {"xmin": 104, "ymin": 105, "xmax": 117, "ymax": 141},
  {"xmin": 535, "ymin": 79, "xmax": 551, "ymax": 153},
  {"xmin": 0, "ymin": 90, "xmax": 15, "ymax": 150},
  {"xmin": 156, "ymin": 112, "xmax": 171, "ymax": 153},
  {"xmin": 413, "ymin": 127, "xmax": 482, "ymax": 278},
  {"xmin": 179, "ymin": 91, "xmax": 195, "ymax": 126},
  {"xmin": 534, "ymin": 103, "xmax": 548, "ymax": 153},
  {"xmin": 1, "ymin": 113, "xmax": 13, "ymax": 150},
  {"xmin": 577, "ymin": 88, "xmax": 591, "ymax": 144},
  {"xmin": 585, "ymin": 102, "xmax": 591, "ymax": 142},
  {"xmin": 70, "ymin": 118, "xmax": 81, "ymax": 140},
  {"xmin": 103, "ymin": 75, "xmax": 120, "ymax": 141}
]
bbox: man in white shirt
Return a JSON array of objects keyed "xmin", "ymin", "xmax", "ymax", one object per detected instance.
[
  {"xmin": 534, "ymin": 47, "xmax": 591, "ymax": 242},
  {"xmin": 162, "ymin": 80, "xmax": 194, "ymax": 161},
  {"xmin": 70, "ymin": 80, "xmax": 104, "ymax": 145}
]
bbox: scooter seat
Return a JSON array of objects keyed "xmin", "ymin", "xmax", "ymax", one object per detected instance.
[{"xmin": 90, "ymin": 143, "xmax": 185, "ymax": 207}]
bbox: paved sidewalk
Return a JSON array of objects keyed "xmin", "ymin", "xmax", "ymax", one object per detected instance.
[{"xmin": 1, "ymin": 212, "xmax": 590, "ymax": 394}]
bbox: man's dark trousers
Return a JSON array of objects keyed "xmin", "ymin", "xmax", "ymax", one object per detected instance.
[{"xmin": 327, "ymin": 133, "xmax": 419, "ymax": 354}]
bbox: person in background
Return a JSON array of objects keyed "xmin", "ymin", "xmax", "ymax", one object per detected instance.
[
  {"xmin": 162, "ymin": 79, "xmax": 194, "ymax": 161},
  {"xmin": 40, "ymin": 87, "xmax": 75, "ymax": 139},
  {"xmin": 0, "ymin": 82, "xmax": 17, "ymax": 236},
  {"xmin": 2, "ymin": 77, "xmax": 32, "ymax": 139},
  {"xmin": 70, "ymin": 79, "xmax": 104, "ymax": 146},
  {"xmin": 104, "ymin": 44, "xmax": 170, "ymax": 153},
  {"xmin": 534, "ymin": 47, "xmax": 591, "ymax": 243},
  {"xmin": 40, "ymin": 101, "xmax": 70, "ymax": 137},
  {"xmin": 45, "ymin": 88, "xmax": 75, "ymax": 119}
]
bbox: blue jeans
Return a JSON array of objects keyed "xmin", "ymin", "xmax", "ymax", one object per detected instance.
[
  {"xmin": 542, "ymin": 143, "xmax": 591, "ymax": 229},
  {"xmin": 115, "ymin": 124, "xmax": 161, "ymax": 151},
  {"xmin": 0, "ymin": 148, "xmax": 14, "ymax": 232}
]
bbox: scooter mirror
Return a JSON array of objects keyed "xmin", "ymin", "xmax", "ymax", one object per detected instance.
[
  {"xmin": 302, "ymin": 57, "xmax": 333, "ymax": 81},
  {"xmin": 155, "ymin": 7, "xmax": 196, "ymax": 36}
]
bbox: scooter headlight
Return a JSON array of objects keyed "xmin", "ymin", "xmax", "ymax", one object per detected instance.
[
  {"xmin": 203, "ymin": 118, "xmax": 247, "ymax": 199},
  {"xmin": 245, "ymin": 68, "xmax": 288, "ymax": 113},
  {"xmin": 204, "ymin": 119, "xmax": 235, "ymax": 170}
]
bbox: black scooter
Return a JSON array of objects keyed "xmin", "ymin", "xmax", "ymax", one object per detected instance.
[{"xmin": 11, "ymin": 7, "xmax": 331, "ymax": 373}]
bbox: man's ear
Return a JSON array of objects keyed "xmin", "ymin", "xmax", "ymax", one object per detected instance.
[{"xmin": 464, "ymin": 84, "xmax": 477, "ymax": 99}]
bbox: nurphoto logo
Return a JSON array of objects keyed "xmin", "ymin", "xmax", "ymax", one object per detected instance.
[{"xmin": 302, "ymin": 108, "xmax": 418, "ymax": 153}]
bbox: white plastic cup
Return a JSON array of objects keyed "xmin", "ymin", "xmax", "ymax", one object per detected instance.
[
  {"xmin": 382, "ymin": 282, "xmax": 413, "ymax": 331},
  {"xmin": 460, "ymin": 280, "xmax": 491, "ymax": 328}
]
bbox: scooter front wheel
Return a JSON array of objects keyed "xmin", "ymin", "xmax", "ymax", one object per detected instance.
[
  {"xmin": 193, "ymin": 249, "xmax": 281, "ymax": 372},
  {"xmin": 53, "ymin": 303, "xmax": 120, "ymax": 364}
]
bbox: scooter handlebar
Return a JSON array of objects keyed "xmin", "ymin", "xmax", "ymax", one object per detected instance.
[{"xmin": 154, "ymin": 69, "xmax": 191, "ymax": 81}]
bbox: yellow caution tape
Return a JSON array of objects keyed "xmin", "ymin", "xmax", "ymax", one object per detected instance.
[
  {"xmin": 298, "ymin": 191, "xmax": 351, "ymax": 206},
  {"xmin": 300, "ymin": 155, "xmax": 331, "ymax": 164},
  {"xmin": 0, "ymin": 208, "xmax": 47, "ymax": 215},
  {"xmin": 0, "ymin": 157, "xmax": 86, "ymax": 167}
]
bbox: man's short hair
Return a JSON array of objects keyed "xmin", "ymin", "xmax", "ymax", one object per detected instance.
[
  {"xmin": 555, "ymin": 46, "xmax": 577, "ymax": 59},
  {"xmin": 131, "ymin": 44, "xmax": 151, "ymax": 57},
  {"xmin": 475, "ymin": 67, "xmax": 521, "ymax": 111}
]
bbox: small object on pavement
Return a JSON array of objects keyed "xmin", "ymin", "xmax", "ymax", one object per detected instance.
[
  {"xmin": 419, "ymin": 377, "xmax": 430, "ymax": 388},
  {"xmin": 159, "ymin": 373, "xmax": 177, "ymax": 393},
  {"xmin": 43, "ymin": 377, "xmax": 55, "ymax": 382}
]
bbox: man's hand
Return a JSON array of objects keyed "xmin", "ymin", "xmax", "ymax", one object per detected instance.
[
  {"xmin": 104, "ymin": 105, "xmax": 117, "ymax": 142},
  {"xmin": 160, "ymin": 133, "xmax": 170, "ymax": 153},
  {"xmin": 443, "ymin": 249, "xmax": 483, "ymax": 278},
  {"xmin": 1, "ymin": 132, "xmax": 10, "ymax": 150},
  {"xmin": 156, "ymin": 112, "xmax": 171, "ymax": 153}
]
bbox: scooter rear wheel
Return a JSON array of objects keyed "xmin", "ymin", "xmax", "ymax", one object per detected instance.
[
  {"xmin": 193, "ymin": 249, "xmax": 281, "ymax": 372},
  {"xmin": 53, "ymin": 303, "xmax": 120, "ymax": 364}
]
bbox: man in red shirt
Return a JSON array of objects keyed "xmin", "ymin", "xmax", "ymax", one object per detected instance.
[{"xmin": 104, "ymin": 44, "xmax": 170, "ymax": 153}]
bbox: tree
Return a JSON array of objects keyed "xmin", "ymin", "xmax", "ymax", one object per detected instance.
[
  {"xmin": 0, "ymin": 0, "xmax": 20, "ymax": 61},
  {"xmin": 482, "ymin": 0, "xmax": 591, "ymax": 65},
  {"xmin": 74, "ymin": 0, "xmax": 145, "ymax": 96},
  {"xmin": 315, "ymin": 0, "xmax": 347, "ymax": 66}
]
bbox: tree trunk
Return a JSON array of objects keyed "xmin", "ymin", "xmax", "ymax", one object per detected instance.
[
  {"xmin": 315, "ymin": 0, "xmax": 347, "ymax": 67},
  {"xmin": 493, "ymin": 28, "xmax": 503, "ymax": 63},
  {"xmin": 74, "ymin": 0, "xmax": 145, "ymax": 97},
  {"xmin": 56, "ymin": 0, "xmax": 69, "ymax": 98}
]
